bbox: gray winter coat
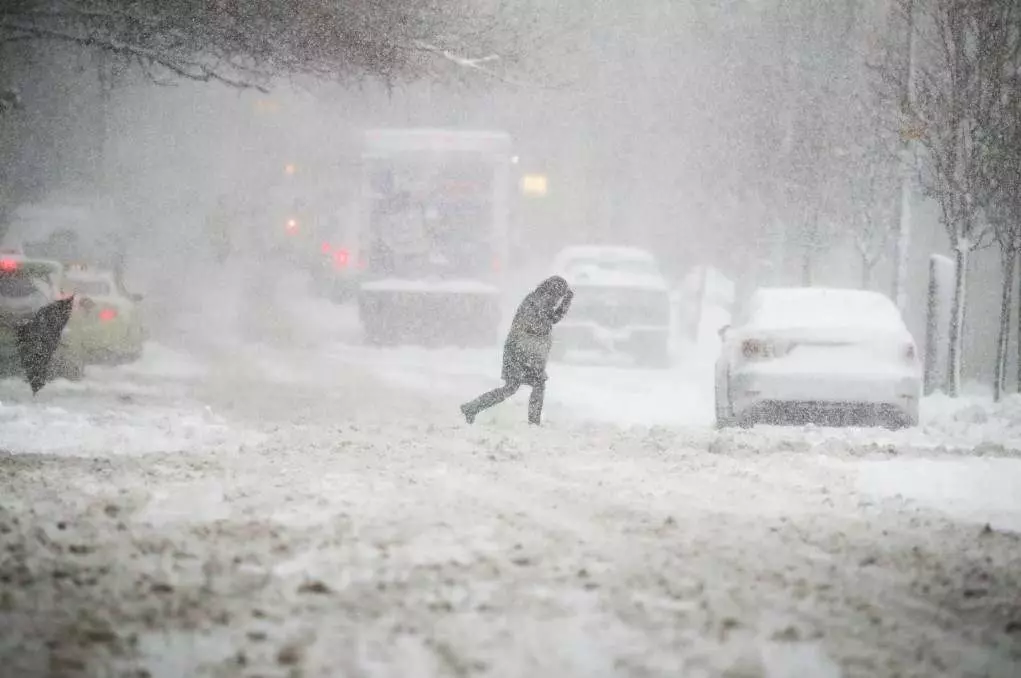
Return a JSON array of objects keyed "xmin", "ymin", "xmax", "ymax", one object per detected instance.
[{"xmin": 502, "ymin": 276, "xmax": 573, "ymax": 386}]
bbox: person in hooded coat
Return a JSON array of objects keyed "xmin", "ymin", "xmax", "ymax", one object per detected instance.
[
  {"xmin": 461, "ymin": 275, "xmax": 574, "ymax": 425},
  {"xmin": 17, "ymin": 295, "xmax": 75, "ymax": 394}
]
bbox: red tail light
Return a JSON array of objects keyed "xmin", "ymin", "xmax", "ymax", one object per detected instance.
[
  {"xmin": 332, "ymin": 248, "xmax": 350, "ymax": 268},
  {"xmin": 0, "ymin": 258, "xmax": 18, "ymax": 272},
  {"xmin": 492, "ymin": 256, "xmax": 502, "ymax": 272},
  {"xmin": 99, "ymin": 308, "xmax": 117, "ymax": 322},
  {"xmin": 321, "ymin": 242, "xmax": 332, "ymax": 254},
  {"xmin": 285, "ymin": 218, "xmax": 299, "ymax": 234}
]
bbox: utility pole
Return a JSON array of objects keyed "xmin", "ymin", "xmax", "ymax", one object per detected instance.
[{"xmin": 894, "ymin": 0, "xmax": 916, "ymax": 313}]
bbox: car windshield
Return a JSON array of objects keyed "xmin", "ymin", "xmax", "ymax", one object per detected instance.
[
  {"xmin": 364, "ymin": 154, "xmax": 496, "ymax": 279},
  {"xmin": 0, "ymin": 269, "xmax": 53, "ymax": 300}
]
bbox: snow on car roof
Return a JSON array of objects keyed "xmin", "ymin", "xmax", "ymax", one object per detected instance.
[
  {"xmin": 745, "ymin": 287, "xmax": 904, "ymax": 329},
  {"xmin": 563, "ymin": 268, "xmax": 667, "ymax": 290},
  {"xmin": 553, "ymin": 245, "xmax": 666, "ymax": 290}
]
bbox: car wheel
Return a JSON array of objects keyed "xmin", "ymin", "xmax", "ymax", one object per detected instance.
[
  {"xmin": 886, "ymin": 411, "xmax": 918, "ymax": 430},
  {"xmin": 117, "ymin": 348, "xmax": 145, "ymax": 365},
  {"xmin": 49, "ymin": 347, "xmax": 85, "ymax": 382},
  {"xmin": 714, "ymin": 382, "xmax": 734, "ymax": 429}
]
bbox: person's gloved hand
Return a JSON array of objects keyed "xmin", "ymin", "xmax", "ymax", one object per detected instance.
[{"xmin": 550, "ymin": 288, "xmax": 573, "ymax": 321}]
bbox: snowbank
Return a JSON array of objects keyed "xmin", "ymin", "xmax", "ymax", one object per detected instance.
[
  {"xmin": 0, "ymin": 399, "xmax": 265, "ymax": 456},
  {"xmin": 857, "ymin": 457, "xmax": 1021, "ymax": 532},
  {"xmin": 94, "ymin": 342, "xmax": 209, "ymax": 380},
  {"xmin": 920, "ymin": 391, "xmax": 1021, "ymax": 450}
]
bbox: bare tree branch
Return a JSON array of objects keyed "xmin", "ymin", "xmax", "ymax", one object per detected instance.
[
  {"xmin": 1, "ymin": 0, "xmax": 542, "ymax": 96},
  {"xmin": 881, "ymin": 0, "xmax": 1021, "ymax": 395}
]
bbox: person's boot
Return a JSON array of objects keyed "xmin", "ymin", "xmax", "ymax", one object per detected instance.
[
  {"xmin": 461, "ymin": 383, "xmax": 519, "ymax": 424},
  {"xmin": 527, "ymin": 382, "xmax": 545, "ymax": 426}
]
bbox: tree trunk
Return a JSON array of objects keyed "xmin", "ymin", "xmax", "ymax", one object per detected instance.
[
  {"xmin": 801, "ymin": 218, "xmax": 817, "ymax": 286},
  {"xmin": 93, "ymin": 54, "xmax": 110, "ymax": 190},
  {"xmin": 994, "ymin": 247, "xmax": 1015, "ymax": 402},
  {"xmin": 944, "ymin": 245, "xmax": 968, "ymax": 397},
  {"xmin": 1016, "ymin": 249, "xmax": 1021, "ymax": 393},
  {"xmin": 893, "ymin": 0, "xmax": 916, "ymax": 314}
]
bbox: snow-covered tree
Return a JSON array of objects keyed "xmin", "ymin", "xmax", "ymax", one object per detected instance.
[
  {"xmin": 846, "ymin": 134, "xmax": 901, "ymax": 290},
  {"xmin": 990, "ymin": 202, "xmax": 1019, "ymax": 402},
  {"xmin": 0, "ymin": 0, "xmax": 534, "ymax": 92},
  {"xmin": 887, "ymin": 0, "xmax": 1017, "ymax": 397},
  {"xmin": 702, "ymin": 0, "xmax": 862, "ymax": 283},
  {"xmin": 984, "ymin": 58, "xmax": 1021, "ymax": 400}
]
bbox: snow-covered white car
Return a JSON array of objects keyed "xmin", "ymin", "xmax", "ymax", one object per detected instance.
[
  {"xmin": 714, "ymin": 287, "xmax": 921, "ymax": 429},
  {"xmin": 550, "ymin": 245, "xmax": 671, "ymax": 368}
]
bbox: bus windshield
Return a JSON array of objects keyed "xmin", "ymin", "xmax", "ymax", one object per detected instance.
[{"xmin": 365, "ymin": 154, "xmax": 495, "ymax": 280}]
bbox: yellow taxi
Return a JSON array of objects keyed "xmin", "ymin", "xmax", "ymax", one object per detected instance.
[{"xmin": 63, "ymin": 265, "xmax": 147, "ymax": 364}]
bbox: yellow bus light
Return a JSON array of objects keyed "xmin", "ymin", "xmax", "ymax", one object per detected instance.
[{"xmin": 521, "ymin": 174, "xmax": 548, "ymax": 197}]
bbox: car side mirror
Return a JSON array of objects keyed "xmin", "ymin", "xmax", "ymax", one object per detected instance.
[{"xmin": 717, "ymin": 324, "xmax": 730, "ymax": 339}]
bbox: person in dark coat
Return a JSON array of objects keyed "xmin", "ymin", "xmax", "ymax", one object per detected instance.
[
  {"xmin": 461, "ymin": 275, "xmax": 574, "ymax": 425},
  {"xmin": 17, "ymin": 295, "xmax": 75, "ymax": 394}
]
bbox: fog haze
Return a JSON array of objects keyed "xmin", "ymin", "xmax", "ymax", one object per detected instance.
[{"xmin": 0, "ymin": 1, "xmax": 1005, "ymax": 378}]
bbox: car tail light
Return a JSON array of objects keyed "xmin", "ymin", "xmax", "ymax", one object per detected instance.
[
  {"xmin": 285, "ymin": 218, "xmax": 299, "ymax": 234},
  {"xmin": 0, "ymin": 258, "xmax": 18, "ymax": 272},
  {"xmin": 741, "ymin": 339, "xmax": 787, "ymax": 361},
  {"xmin": 321, "ymin": 242, "xmax": 332, "ymax": 254},
  {"xmin": 99, "ymin": 308, "xmax": 117, "ymax": 322},
  {"xmin": 492, "ymin": 256, "xmax": 501, "ymax": 272},
  {"xmin": 332, "ymin": 248, "xmax": 350, "ymax": 268}
]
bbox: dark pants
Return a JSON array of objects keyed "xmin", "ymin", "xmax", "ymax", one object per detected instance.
[{"xmin": 462, "ymin": 378, "xmax": 546, "ymax": 425}]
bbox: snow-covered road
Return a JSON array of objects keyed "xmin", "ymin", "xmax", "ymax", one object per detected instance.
[{"xmin": 2, "ymin": 288, "xmax": 1021, "ymax": 677}]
